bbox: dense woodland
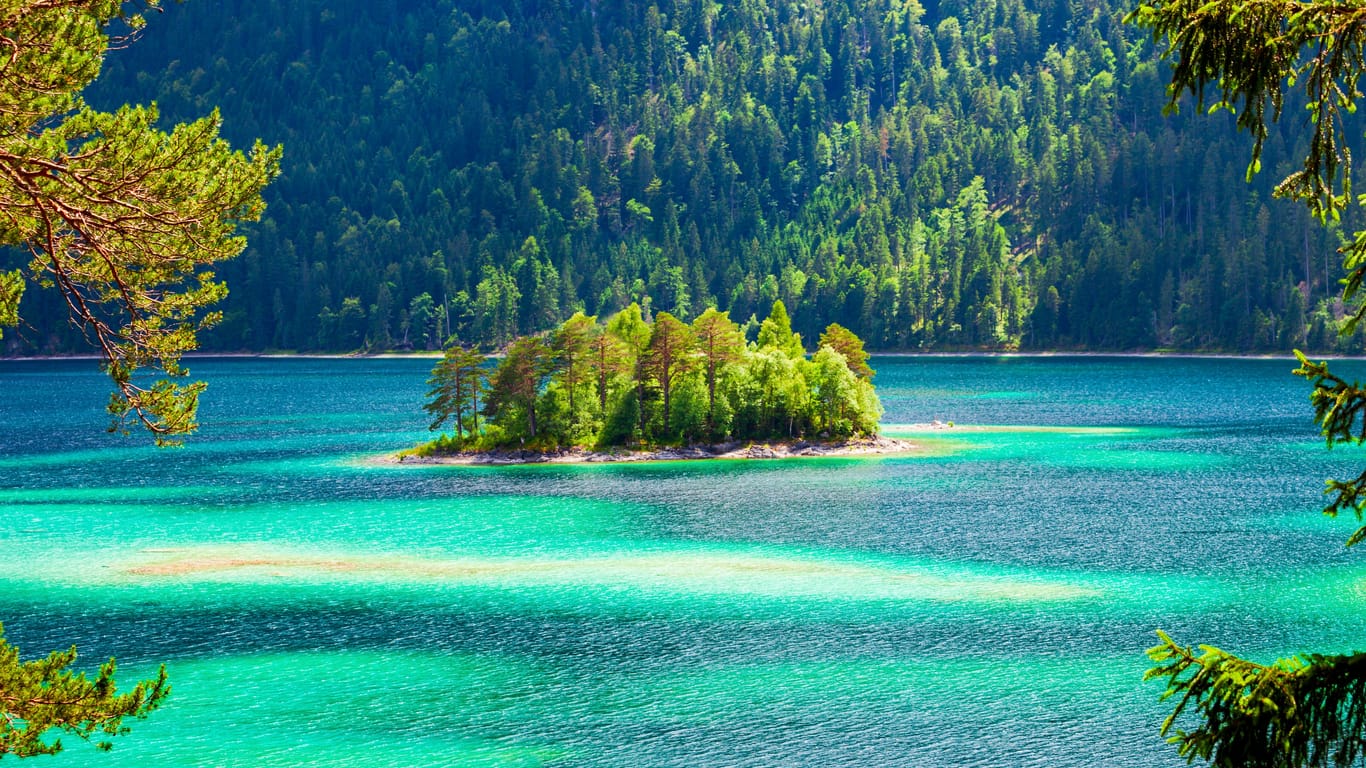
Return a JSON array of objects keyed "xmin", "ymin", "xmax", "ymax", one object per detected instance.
[
  {"xmin": 7, "ymin": 0, "xmax": 1365, "ymax": 354},
  {"xmin": 422, "ymin": 300, "xmax": 880, "ymax": 450}
]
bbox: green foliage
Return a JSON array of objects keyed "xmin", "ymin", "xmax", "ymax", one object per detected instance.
[
  {"xmin": 728, "ymin": 345, "xmax": 810, "ymax": 440},
  {"xmin": 597, "ymin": 386, "xmax": 642, "ymax": 449},
  {"xmin": 410, "ymin": 432, "xmax": 465, "ymax": 457},
  {"xmin": 1146, "ymin": 632, "xmax": 1366, "ymax": 768},
  {"xmin": 429, "ymin": 309, "xmax": 882, "ymax": 453},
  {"xmin": 819, "ymin": 323, "xmax": 875, "ymax": 379},
  {"xmin": 1127, "ymin": 0, "xmax": 1355, "ymax": 220},
  {"xmin": 1128, "ymin": 0, "xmax": 1366, "ymax": 336},
  {"xmin": 1132, "ymin": 1, "xmax": 1366, "ymax": 764},
  {"xmin": 607, "ymin": 303, "xmax": 651, "ymax": 357},
  {"xmin": 757, "ymin": 300, "xmax": 805, "ymax": 359},
  {"xmin": 405, "ymin": 293, "xmax": 436, "ymax": 351},
  {"xmin": 643, "ymin": 311, "xmax": 694, "ymax": 439},
  {"xmin": 691, "ymin": 307, "xmax": 746, "ymax": 438},
  {"xmin": 54, "ymin": 0, "xmax": 1364, "ymax": 357},
  {"xmin": 1293, "ymin": 352, "xmax": 1366, "ymax": 547},
  {"xmin": 0, "ymin": 623, "xmax": 168, "ymax": 757},
  {"xmin": 425, "ymin": 342, "xmax": 487, "ymax": 442},
  {"xmin": 810, "ymin": 345, "xmax": 881, "ymax": 437},
  {"xmin": 551, "ymin": 311, "xmax": 597, "ymax": 429},
  {"xmin": 586, "ymin": 320, "xmax": 629, "ymax": 416},
  {"xmin": 483, "ymin": 336, "xmax": 555, "ymax": 443},
  {"xmin": 0, "ymin": 0, "xmax": 279, "ymax": 444},
  {"xmin": 0, "ymin": 270, "xmax": 20, "ymax": 336},
  {"xmin": 668, "ymin": 374, "xmax": 710, "ymax": 444},
  {"xmin": 0, "ymin": 2, "xmax": 276, "ymax": 756}
]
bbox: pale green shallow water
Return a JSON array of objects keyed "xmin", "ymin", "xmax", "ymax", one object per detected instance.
[{"xmin": 3, "ymin": 356, "xmax": 1366, "ymax": 766}]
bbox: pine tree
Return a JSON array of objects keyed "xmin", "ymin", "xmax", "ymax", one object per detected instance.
[
  {"xmin": 0, "ymin": 0, "xmax": 279, "ymax": 444},
  {"xmin": 1130, "ymin": 1, "xmax": 1366, "ymax": 764},
  {"xmin": 551, "ymin": 311, "xmax": 596, "ymax": 421},
  {"xmin": 484, "ymin": 336, "xmax": 554, "ymax": 441},
  {"xmin": 818, "ymin": 322, "xmax": 875, "ymax": 379},
  {"xmin": 756, "ymin": 299, "xmax": 805, "ymax": 358},
  {"xmin": 691, "ymin": 307, "xmax": 746, "ymax": 437},
  {"xmin": 586, "ymin": 322, "xmax": 629, "ymax": 415},
  {"xmin": 608, "ymin": 302, "xmax": 652, "ymax": 437},
  {"xmin": 642, "ymin": 311, "xmax": 694, "ymax": 438},
  {"xmin": 1, "ymin": 1, "xmax": 275, "ymax": 754},
  {"xmin": 425, "ymin": 343, "xmax": 487, "ymax": 441}
]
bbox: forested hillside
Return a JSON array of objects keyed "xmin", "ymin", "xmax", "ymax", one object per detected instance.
[{"xmin": 10, "ymin": 0, "xmax": 1362, "ymax": 353}]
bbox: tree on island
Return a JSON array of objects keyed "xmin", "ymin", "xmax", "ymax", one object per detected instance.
[
  {"xmin": 550, "ymin": 311, "xmax": 596, "ymax": 424},
  {"xmin": 819, "ymin": 323, "xmax": 875, "ymax": 380},
  {"xmin": 606, "ymin": 302, "xmax": 652, "ymax": 441},
  {"xmin": 810, "ymin": 346, "xmax": 879, "ymax": 438},
  {"xmin": 586, "ymin": 320, "xmax": 628, "ymax": 417},
  {"xmin": 756, "ymin": 299, "xmax": 804, "ymax": 360},
  {"xmin": 424, "ymin": 342, "xmax": 487, "ymax": 443},
  {"xmin": 643, "ymin": 311, "xmax": 694, "ymax": 437},
  {"xmin": 484, "ymin": 335, "xmax": 555, "ymax": 442},
  {"xmin": 0, "ymin": 0, "xmax": 277, "ymax": 754},
  {"xmin": 1131, "ymin": 2, "xmax": 1366, "ymax": 765},
  {"xmin": 420, "ymin": 300, "xmax": 881, "ymax": 454},
  {"xmin": 691, "ymin": 307, "xmax": 746, "ymax": 437}
]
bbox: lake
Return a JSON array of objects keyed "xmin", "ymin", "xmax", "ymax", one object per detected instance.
[{"xmin": 3, "ymin": 355, "xmax": 1364, "ymax": 767}]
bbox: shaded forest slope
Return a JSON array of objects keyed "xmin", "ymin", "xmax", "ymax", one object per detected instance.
[{"xmin": 12, "ymin": 0, "xmax": 1361, "ymax": 354}]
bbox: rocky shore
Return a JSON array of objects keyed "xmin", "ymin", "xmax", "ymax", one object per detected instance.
[{"xmin": 391, "ymin": 435, "xmax": 917, "ymax": 465}]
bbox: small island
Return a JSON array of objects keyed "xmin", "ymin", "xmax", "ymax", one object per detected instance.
[{"xmin": 402, "ymin": 300, "xmax": 911, "ymax": 464}]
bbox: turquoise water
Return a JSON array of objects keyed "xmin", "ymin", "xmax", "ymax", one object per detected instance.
[{"xmin": 3, "ymin": 356, "xmax": 1366, "ymax": 766}]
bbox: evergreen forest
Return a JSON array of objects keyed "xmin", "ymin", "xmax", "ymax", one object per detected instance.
[{"xmin": 9, "ymin": 0, "xmax": 1365, "ymax": 354}]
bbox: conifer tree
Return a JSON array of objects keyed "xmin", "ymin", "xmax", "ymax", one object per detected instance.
[
  {"xmin": 756, "ymin": 299, "xmax": 805, "ymax": 359},
  {"xmin": 425, "ymin": 343, "xmax": 486, "ymax": 441},
  {"xmin": 1, "ymin": 0, "xmax": 275, "ymax": 754},
  {"xmin": 819, "ymin": 323, "xmax": 875, "ymax": 379},
  {"xmin": 551, "ymin": 311, "xmax": 596, "ymax": 419},
  {"xmin": 692, "ymin": 307, "xmax": 745, "ymax": 436},
  {"xmin": 0, "ymin": 0, "xmax": 279, "ymax": 444},
  {"xmin": 1131, "ymin": 2, "xmax": 1366, "ymax": 764},
  {"xmin": 642, "ymin": 311, "xmax": 693, "ymax": 437},
  {"xmin": 607, "ymin": 303, "xmax": 652, "ymax": 436},
  {"xmin": 484, "ymin": 336, "xmax": 554, "ymax": 441},
  {"xmin": 586, "ymin": 322, "xmax": 628, "ymax": 415}
]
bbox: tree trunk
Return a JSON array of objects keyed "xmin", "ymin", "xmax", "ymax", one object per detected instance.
[
  {"xmin": 706, "ymin": 360, "xmax": 717, "ymax": 435},
  {"xmin": 662, "ymin": 373, "xmax": 672, "ymax": 434}
]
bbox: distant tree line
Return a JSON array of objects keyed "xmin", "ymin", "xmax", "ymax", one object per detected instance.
[
  {"xmin": 4, "ymin": 0, "xmax": 1363, "ymax": 355},
  {"xmin": 423, "ymin": 300, "xmax": 880, "ymax": 451}
]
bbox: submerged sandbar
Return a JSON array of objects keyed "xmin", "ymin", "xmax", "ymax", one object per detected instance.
[{"xmin": 119, "ymin": 545, "xmax": 1099, "ymax": 603}]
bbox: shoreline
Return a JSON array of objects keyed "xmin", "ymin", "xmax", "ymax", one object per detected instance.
[
  {"xmin": 383, "ymin": 435, "xmax": 921, "ymax": 466},
  {"xmin": 0, "ymin": 351, "xmax": 444, "ymax": 362},
  {"xmin": 4, "ymin": 350, "xmax": 1365, "ymax": 363},
  {"xmin": 866, "ymin": 350, "xmax": 1352, "ymax": 360}
]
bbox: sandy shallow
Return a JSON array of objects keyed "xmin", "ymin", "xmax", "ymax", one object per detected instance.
[{"xmin": 120, "ymin": 546, "xmax": 1099, "ymax": 603}]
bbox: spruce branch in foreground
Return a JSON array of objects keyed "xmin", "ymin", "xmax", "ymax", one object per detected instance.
[{"xmin": 1130, "ymin": 0, "xmax": 1366, "ymax": 763}]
